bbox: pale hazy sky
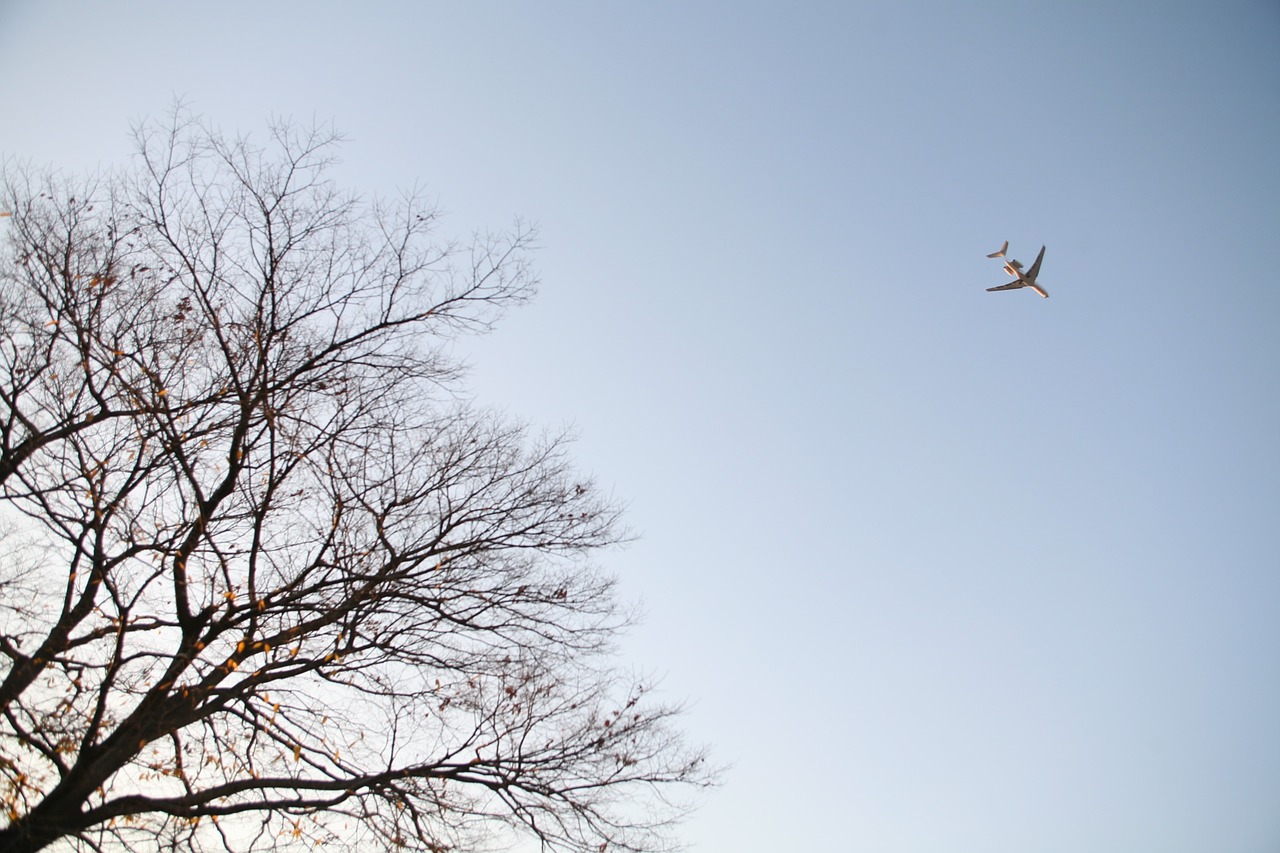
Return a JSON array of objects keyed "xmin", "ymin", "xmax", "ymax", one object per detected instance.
[{"xmin": 2, "ymin": 2, "xmax": 1278, "ymax": 851}]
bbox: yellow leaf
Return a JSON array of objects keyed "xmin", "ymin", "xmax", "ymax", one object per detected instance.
[{"xmin": 292, "ymin": 744, "xmax": 302, "ymax": 762}]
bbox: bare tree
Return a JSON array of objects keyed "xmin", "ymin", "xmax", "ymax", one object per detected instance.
[{"xmin": 0, "ymin": 112, "xmax": 711, "ymax": 853}]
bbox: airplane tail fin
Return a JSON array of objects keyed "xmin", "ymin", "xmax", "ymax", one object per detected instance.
[{"xmin": 986, "ymin": 240, "xmax": 1009, "ymax": 259}]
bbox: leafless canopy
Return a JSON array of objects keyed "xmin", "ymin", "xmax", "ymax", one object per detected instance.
[{"xmin": 0, "ymin": 112, "xmax": 711, "ymax": 853}]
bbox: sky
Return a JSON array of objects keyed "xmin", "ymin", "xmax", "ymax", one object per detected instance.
[{"xmin": 2, "ymin": 2, "xmax": 1278, "ymax": 851}]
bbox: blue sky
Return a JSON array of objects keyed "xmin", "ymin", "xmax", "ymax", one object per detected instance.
[{"xmin": 2, "ymin": 2, "xmax": 1278, "ymax": 850}]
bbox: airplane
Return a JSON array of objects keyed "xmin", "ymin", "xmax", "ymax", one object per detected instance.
[{"xmin": 985, "ymin": 241, "xmax": 1049, "ymax": 298}]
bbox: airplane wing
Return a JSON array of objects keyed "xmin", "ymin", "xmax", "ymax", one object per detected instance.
[
  {"xmin": 986, "ymin": 282, "xmax": 1025, "ymax": 292},
  {"xmin": 1024, "ymin": 245, "xmax": 1046, "ymax": 281}
]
